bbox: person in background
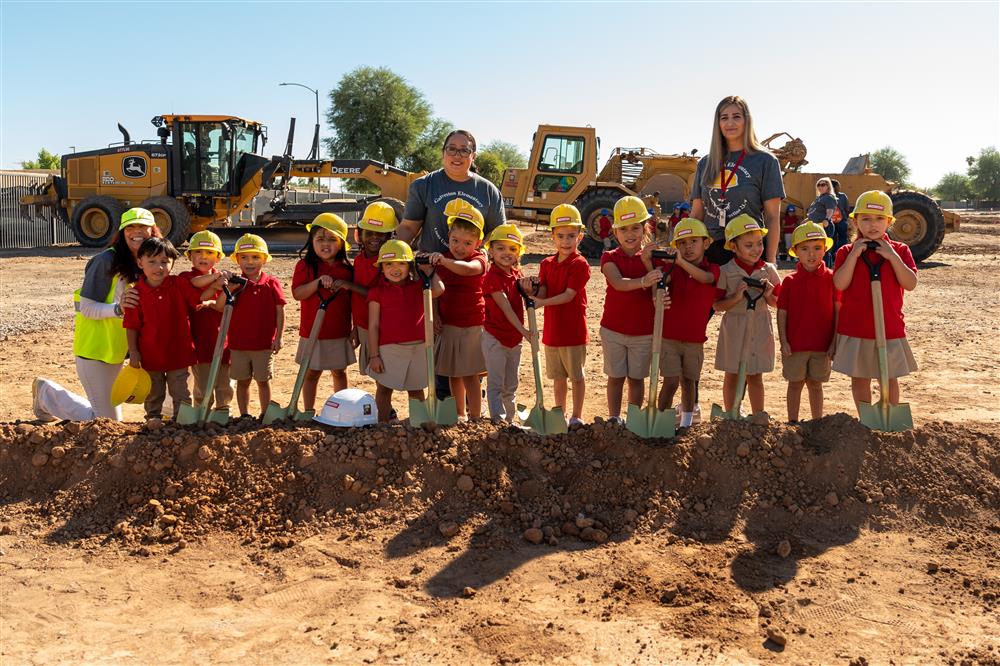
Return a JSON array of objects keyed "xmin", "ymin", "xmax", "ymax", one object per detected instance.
[
  {"xmin": 781, "ymin": 204, "xmax": 800, "ymax": 261},
  {"xmin": 831, "ymin": 179, "xmax": 851, "ymax": 256},
  {"xmin": 808, "ymin": 177, "xmax": 840, "ymax": 268}
]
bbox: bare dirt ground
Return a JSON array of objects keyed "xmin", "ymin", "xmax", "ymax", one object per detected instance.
[{"xmin": 1, "ymin": 214, "xmax": 998, "ymax": 665}]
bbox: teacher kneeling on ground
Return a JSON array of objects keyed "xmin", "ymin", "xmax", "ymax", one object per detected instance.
[
  {"xmin": 690, "ymin": 95, "xmax": 785, "ymax": 265},
  {"xmin": 33, "ymin": 208, "xmax": 159, "ymax": 421}
]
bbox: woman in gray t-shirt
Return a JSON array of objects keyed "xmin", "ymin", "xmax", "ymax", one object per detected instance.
[{"xmin": 690, "ymin": 95, "xmax": 785, "ymax": 265}]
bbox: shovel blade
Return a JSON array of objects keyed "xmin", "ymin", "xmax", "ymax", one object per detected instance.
[
  {"xmin": 408, "ymin": 397, "xmax": 459, "ymax": 427},
  {"xmin": 858, "ymin": 401, "xmax": 913, "ymax": 432},
  {"xmin": 176, "ymin": 402, "xmax": 202, "ymax": 426},
  {"xmin": 262, "ymin": 401, "xmax": 288, "ymax": 425},
  {"xmin": 625, "ymin": 404, "xmax": 676, "ymax": 439},
  {"xmin": 207, "ymin": 407, "xmax": 230, "ymax": 426},
  {"xmin": 294, "ymin": 409, "xmax": 316, "ymax": 423},
  {"xmin": 519, "ymin": 404, "xmax": 566, "ymax": 435},
  {"xmin": 710, "ymin": 403, "xmax": 727, "ymax": 420}
]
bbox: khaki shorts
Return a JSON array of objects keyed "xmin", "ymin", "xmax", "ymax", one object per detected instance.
[
  {"xmin": 832, "ymin": 335, "xmax": 918, "ymax": 379},
  {"xmin": 600, "ymin": 327, "xmax": 651, "ymax": 380},
  {"xmin": 356, "ymin": 327, "xmax": 369, "ymax": 377},
  {"xmin": 295, "ymin": 336, "xmax": 356, "ymax": 371},
  {"xmin": 659, "ymin": 339, "xmax": 705, "ymax": 381},
  {"xmin": 544, "ymin": 344, "xmax": 586, "ymax": 381},
  {"xmin": 230, "ymin": 349, "xmax": 273, "ymax": 382},
  {"xmin": 435, "ymin": 324, "xmax": 486, "ymax": 377},
  {"xmin": 368, "ymin": 342, "xmax": 427, "ymax": 391},
  {"xmin": 782, "ymin": 351, "xmax": 832, "ymax": 382}
]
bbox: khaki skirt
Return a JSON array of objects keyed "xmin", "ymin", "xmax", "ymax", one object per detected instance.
[
  {"xmin": 367, "ymin": 342, "xmax": 427, "ymax": 391},
  {"xmin": 295, "ymin": 336, "xmax": 356, "ymax": 371},
  {"xmin": 435, "ymin": 324, "xmax": 486, "ymax": 377},
  {"xmin": 832, "ymin": 335, "xmax": 918, "ymax": 379},
  {"xmin": 356, "ymin": 327, "xmax": 369, "ymax": 377}
]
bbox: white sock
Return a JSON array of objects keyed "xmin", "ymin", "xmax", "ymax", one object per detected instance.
[{"xmin": 680, "ymin": 411, "xmax": 694, "ymax": 427}]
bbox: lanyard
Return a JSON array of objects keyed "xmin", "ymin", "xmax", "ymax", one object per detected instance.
[{"xmin": 719, "ymin": 150, "xmax": 746, "ymax": 197}]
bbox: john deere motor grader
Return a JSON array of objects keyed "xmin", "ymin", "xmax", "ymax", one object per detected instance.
[
  {"xmin": 20, "ymin": 115, "xmax": 421, "ymax": 247},
  {"xmin": 501, "ymin": 125, "xmax": 958, "ymax": 262}
]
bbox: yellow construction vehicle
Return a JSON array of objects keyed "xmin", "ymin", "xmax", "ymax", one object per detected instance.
[
  {"xmin": 20, "ymin": 115, "xmax": 421, "ymax": 247},
  {"xmin": 501, "ymin": 124, "xmax": 959, "ymax": 262}
]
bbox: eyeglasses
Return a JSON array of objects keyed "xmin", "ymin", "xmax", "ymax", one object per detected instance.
[
  {"xmin": 817, "ymin": 183, "xmax": 828, "ymax": 188},
  {"xmin": 445, "ymin": 146, "xmax": 473, "ymax": 157}
]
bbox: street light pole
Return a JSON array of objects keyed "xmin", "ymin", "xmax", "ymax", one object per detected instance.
[{"xmin": 279, "ymin": 81, "xmax": 320, "ymax": 159}]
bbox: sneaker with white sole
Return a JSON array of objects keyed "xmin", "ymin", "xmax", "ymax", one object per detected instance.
[
  {"xmin": 608, "ymin": 416, "xmax": 624, "ymax": 426},
  {"xmin": 31, "ymin": 378, "xmax": 57, "ymax": 423},
  {"xmin": 568, "ymin": 416, "xmax": 585, "ymax": 428}
]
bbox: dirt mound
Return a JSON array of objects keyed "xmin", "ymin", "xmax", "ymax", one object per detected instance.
[{"xmin": 1, "ymin": 416, "xmax": 998, "ymax": 557}]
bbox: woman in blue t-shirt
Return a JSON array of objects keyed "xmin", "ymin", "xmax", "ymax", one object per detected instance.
[{"xmin": 807, "ymin": 177, "xmax": 840, "ymax": 267}]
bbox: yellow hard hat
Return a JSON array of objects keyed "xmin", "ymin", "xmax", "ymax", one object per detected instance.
[
  {"xmin": 613, "ymin": 195, "xmax": 651, "ymax": 228},
  {"xmin": 375, "ymin": 239, "xmax": 414, "ymax": 264},
  {"xmin": 723, "ymin": 214, "xmax": 768, "ymax": 250},
  {"xmin": 307, "ymin": 213, "xmax": 351, "ymax": 251},
  {"xmin": 110, "ymin": 365, "xmax": 152, "ymax": 406},
  {"xmin": 788, "ymin": 221, "xmax": 833, "ymax": 258},
  {"xmin": 850, "ymin": 190, "xmax": 895, "ymax": 222},
  {"xmin": 230, "ymin": 233, "xmax": 272, "ymax": 262},
  {"xmin": 670, "ymin": 218, "xmax": 710, "ymax": 247},
  {"xmin": 119, "ymin": 207, "xmax": 155, "ymax": 230},
  {"xmin": 444, "ymin": 198, "xmax": 485, "ymax": 239},
  {"xmin": 359, "ymin": 201, "xmax": 398, "ymax": 233},
  {"xmin": 484, "ymin": 223, "xmax": 525, "ymax": 252},
  {"xmin": 185, "ymin": 230, "xmax": 223, "ymax": 257},
  {"xmin": 549, "ymin": 203, "xmax": 583, "ymax": 229}
]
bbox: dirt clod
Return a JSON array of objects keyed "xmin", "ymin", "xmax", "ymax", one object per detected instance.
[{"xmin": 523, "ymin": 528, "xmax": 543, "ymax": 544}]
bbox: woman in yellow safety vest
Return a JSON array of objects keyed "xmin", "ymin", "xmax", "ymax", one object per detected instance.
[{"xmin": 32, "ymin": 208, "xmax": 161, "ymax": 421}]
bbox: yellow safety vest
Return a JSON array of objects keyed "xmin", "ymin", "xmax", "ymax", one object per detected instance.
[{"xmin": 73, "ymin": 271, "xmax": 127, "ymax": 365}]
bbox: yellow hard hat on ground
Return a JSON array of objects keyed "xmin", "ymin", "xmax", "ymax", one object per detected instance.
[
  {"xmin": 230, "ymin": 233, "xmax": 272, "ymax": 262},
  {"xmin": 444, "ymin": 198, "xmax": 485, "ymax": 239},
  {"xmin": 484, "ymin": 223, "xmax": 525, "ymax": 252},
  {"xmin": 850, "ymin": 190, "xmax": 895, "ymax": 222},
  {"xmin": 375, "ymin": 239, "xmax": 415, "ymax": 264},
  {"xmin": 307, "ymin": 213, "xmax": 351, "ymax": 251},
  {"xmin": 549, "ymin": 203, "xmax": 583, "ymax": 230},
  {"xmin": 119, "ymin": 207, "xmax": 156, "ymax": 230},
  {"xmin": 359, "ymin": 201, "xmax": 398, "ymax": 233},
  {"xmin": 185, "ymin": 230, "xmax": 223, "ymax": 257},
  {"xmin": 613, "ymin": 195, "xmax": 651, "ymax": 228},
  {"xmin": 110, "ymin": 366, "xmax": 152, "ymax": 406},
  {"xmin": 670, "ymin": 218, "xmax": 710, "ymax": 247},
  {"xmin": 788, "ymin": 221, "xmax": 833, "ymax": 257}
]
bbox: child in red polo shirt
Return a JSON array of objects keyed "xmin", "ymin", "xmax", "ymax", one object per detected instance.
[
  {"xmin": 781, "ymin": 205, "xmax": 800, "ymax": 261},
  {"xmin": 521, "ymin": 203, "xmax": 590, "ymax": 427},
  {"xmin": 351, "ymin": 201, "xmax": 397, "ymax": 377},
  {"xmin": 481, "ymin": 224, "xmax": 531, "ymax": 422},
  {"xmin": 124, "ymin": 238, "xmax": 214, "ymax": 420},
  {"xmin": 367, "ymin": 240, "xmax": 445, "ymax": 422},
  {"xmin": 600, "ymin": 196, "xmax": 662, "ymax": 425},
  {"xmin": 178, "ymin": 230, "xmax": 234, "ymax": 414},
  {"xmin": 654, "ymin": 218, "xmax": 719, "ymax": 428},
  {"xmin": 777, "ymin": 222, "xmax": 838, "ymax": 422},
  {"xmin": 292, "ymin": 214, "xmax": 356, "ymax": 414},
  {"xmin": 225, "ymin": 234, "xmax": 286, "ymax": 418},
  {"xmin": 428, "ymin": 198, "xmax": 488, "ymax": 421},
  {"xmin": 832, "ymin": 191, "xmax": 918, "ymax": 416}
]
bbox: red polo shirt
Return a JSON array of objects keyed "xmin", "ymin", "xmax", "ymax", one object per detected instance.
[
  {"xmin": 437, "ymin": 251, "xmax": 487, "ymax": 327},
  {"xmin": 661, "ymin": 260, "xmax": 720, "ymax": 343},
  {"xmin": 834, "ymin": 240, "xmax": 915, "ymax": 340},
  {"xmin": 483, "ymin": 264, "xmax": 524, "ymax": 348},
  {"xmin": 123, "ymin": 275, "xmax": 199, "ymax": 372},
  {"xmin": 227, "ymin": 272, "xmax": 286, "ymax": 351},
  {"xmin": 538, "ymin": 252, "xmax": 590, "ymax": 346},
  {"xmin": 367, "ymin": 277, "xmax": 425, "ymax": 345},
  {"xmin": 178, "ymin": 268, "xmax": 228, "ymax": 365},
  {"xmin": 777, "ymin": 263, "xmax": 837, "ymax": 352},
  {"xmin": 292, "ymin": 259, "xmax": 353, "ymax": 340},
  {"xmin": 600, "ymin": 247, "xmax": 654, "ymax": 336},
  {"xmin": 351, "ymin": 252, "xmax": 380, "ymax": 330}
]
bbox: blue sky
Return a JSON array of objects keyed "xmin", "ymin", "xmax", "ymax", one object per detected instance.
[{"xmin": 2, "ymin": 1, "xmax": 997, "ymax": 188}]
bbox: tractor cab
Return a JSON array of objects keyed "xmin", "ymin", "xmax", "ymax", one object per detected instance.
[{"xmin": 153, "ymin": 115, "xmax": 268, "ymax": 197}]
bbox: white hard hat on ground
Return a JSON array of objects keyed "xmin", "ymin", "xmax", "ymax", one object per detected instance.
[{"xmin": 313, "ymin": 388, "xmax": 378, "ymax": 427}]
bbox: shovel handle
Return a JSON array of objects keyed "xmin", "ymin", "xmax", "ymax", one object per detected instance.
[
  {"xmin": 741, "ymin": 277, "xmax": 766, "ymax": 311},
  {"xmin": 414, "ymin": 255, "xmax": 435, "ymax": 289},
  {"xmin": 317, "ymin": 286, "xmax": 338, "ymax": 309},
  {"xmin": 860, "ymin": 241, "xmax": 885, "ymax": 281},
  {"xmin": 222, "ymin": 275, "xmax": 247, "ymax": 304},
  {"xmin": 516, "ymin": 281, "xmax": 536, "ymax": 309}
]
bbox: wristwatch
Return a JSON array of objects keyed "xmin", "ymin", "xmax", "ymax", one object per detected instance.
[{"xmin": 114, "ymin": 302, "xmax": 124, "ymax": 318}]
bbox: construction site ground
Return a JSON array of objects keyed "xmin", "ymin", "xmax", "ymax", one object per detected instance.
[{"xmin": 0, "ymin": 213, "xmax": 997, "ymax": 665}]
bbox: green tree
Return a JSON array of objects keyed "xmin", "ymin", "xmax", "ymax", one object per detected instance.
[
  {"xmin": 325, "ymin": 66, "xmax": 431, "ymax": 167},
  {"xmin": 481, "ymin": 140, "xmax": 527, "ymax": 169},
  {"xmin": 473, "ymin": 151, "xmax": 506, "ymax": 187},
  {"xmin": 404, "ymin": 117, "xmax": 454, "ymax": 173},
  {"xmin": 933, "ymin": 172, "xmax": 971, "ymax": 201},
  {"xmin": 21, "ymin": 148, "xmax": 60, "ymax": 169},
  {"xmin": 870, "ymin": 146, "xmax": 911, "ymax": 185},
  {"xmin": 968, "ymin": 147, "xmax": 1000, "ymax": 201}
]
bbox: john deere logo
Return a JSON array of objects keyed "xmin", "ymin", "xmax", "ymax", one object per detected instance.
[{"xmin": 122, "ymin": 156, "xmax": 147, "ymax": 179}]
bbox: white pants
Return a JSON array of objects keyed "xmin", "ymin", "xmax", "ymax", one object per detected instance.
[
  {"xmin": 35, "ymin": 357, "xmax": 123, "ymax": 421},
  {"xmin": 480, "ymin": 331, "xmax": 522, "ymax": 422}
]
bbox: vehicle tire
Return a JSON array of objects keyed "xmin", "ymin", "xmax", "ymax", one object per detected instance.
[
  {"xmin": 575, "ymin": 188, "xmax": 622, "ymax": 242},
  {"xmin": 70, "ymin": 196, "xmax": 126, "ymax": 247},
  {"xmin": 889, "ymin": 191, "xmax": 945, "ymax": 263},
  {"xmin": 371, "ymin": 196, "xmax": 405, "ymax": 225},
  {"xmin": 141, "ymin": 196, "xmax": 191, "ymax": 247}
]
